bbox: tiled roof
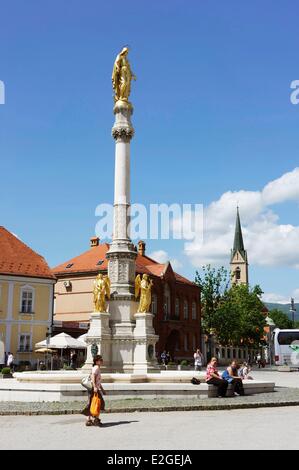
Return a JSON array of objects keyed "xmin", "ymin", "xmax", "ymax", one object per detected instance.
[
  {"xmin": 0, "ymin": 226, "xmax": 55, "ymax": 280},
  {"xmin": 52, "ymin": 242, "xmax": 194, "ymax": 285}
]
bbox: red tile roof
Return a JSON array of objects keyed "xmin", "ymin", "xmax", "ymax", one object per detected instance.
[
  {"xmin": 52, "ymin": 242, "xmax": 194, "ymax": 285},
  {"xmin": 0, "ymin": 227, "xmax": 56, "ymax": 280}
]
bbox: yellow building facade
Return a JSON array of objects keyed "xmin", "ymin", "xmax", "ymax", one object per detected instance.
[{"xmin": 0, "ymin": 227, "xmax": 56, "ymax": 366}]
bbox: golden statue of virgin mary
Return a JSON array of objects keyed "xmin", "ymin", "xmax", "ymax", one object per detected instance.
[{"xmin": 112, "ymin": 46, "xmax": 136, "ymax": 103}]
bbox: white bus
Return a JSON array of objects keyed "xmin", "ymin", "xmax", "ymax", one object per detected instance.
[{"xmin": 273, "ymin": 328, "xmax": 299, "ymax": 366}]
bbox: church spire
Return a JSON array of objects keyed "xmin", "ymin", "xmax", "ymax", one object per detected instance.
[
  {"xmin": 231, "ymin": 207, "xmax": 246, "ymax": 261},
  {"xmin": 230, "ymin": 207, "xmax": 248, "ymax": 285}
]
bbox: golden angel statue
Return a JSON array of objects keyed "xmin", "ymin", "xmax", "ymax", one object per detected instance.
[
  {"xmin": 135, "ymin": 274, "xmax": 153, "ymax": 313},
  {"xmin": 93, "ymin": 274, "xmax": 110, "ymax": 312},
  {"xmin": 112, "ymin": 46, "xmax": 136, "ymax": 103}
]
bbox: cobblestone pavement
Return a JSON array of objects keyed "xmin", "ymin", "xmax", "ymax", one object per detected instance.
[
  {"xmin": 0, "ymin": 387, "xmax": 299, "ymax": 415},
  {"xmin": 1, "ymin": 406, "xmax": 299, "ymax": 450}
]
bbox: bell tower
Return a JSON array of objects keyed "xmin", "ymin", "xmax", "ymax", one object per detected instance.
[{"xmin": 230, "ymin": 207, "xmax": 248, "ymax": 285}]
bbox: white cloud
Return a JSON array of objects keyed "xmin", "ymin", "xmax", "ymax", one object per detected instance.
[
  {"xmin": 262, "ymin": 288, "xmax": 299, "ymax": 304},
  {"xmin": 149, "ymin": 250, "xmax": 169, "ymax": 264},
  {"xmin": 149, "ymin": 250, "xmax": 182, "ymax": 271},
  {"xmin": 176, "ymin": 167, "xmax": 299, "ymax": 269},
  {"xmin": 262, "ymin": 167, "xmax": 299, "ymax": 205},
  {"xmin": 262, "ymin": 293, "xmax": 290, "ymax": 304}
]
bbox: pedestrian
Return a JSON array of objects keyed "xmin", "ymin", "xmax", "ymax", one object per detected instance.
[
  {"xmin": 70, "ymin": 350, "xmax": 78, "ymax": 370},
  {"xmin": 160, "ymin": 350, "xmax": 168, "ymax": 366},
  {"xmin": 205, "ymin": 357, "xmax": 228, "ymax": 398},
  {"xmin": 222, "ymin": 360, "xmax": 245, "ymax": 396},
  {"xmin": 6, "ymin": 352, "xmax": 14, "ymax": 372},
  {"xmin": 257, "ymin": 353, "xmax": 262, "ymax": 369},
  {"xmin": 238, "ymin": 362, "xmax": 253, "ymax": 380},
  {"xmin": 84, "ymin": 355, "xmax": 106, "ymax": 427},
  {"xmin": 194, "ymin": 348, "xmax": 204, "ymax": 371},
  {"xmin": 247, "ymin": 354, "xmax": 252, "ymax": 367}
]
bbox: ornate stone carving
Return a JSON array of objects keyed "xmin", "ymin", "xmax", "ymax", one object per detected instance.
[
  {"xmin": 119, "ymin": 263, "xmax": 129, "ymax": 282},
  {"xmin": 112, "ymin": 126, "xmax": 134, "ymax": 141}
]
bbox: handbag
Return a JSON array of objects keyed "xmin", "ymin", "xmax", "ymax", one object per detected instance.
[
  {"xmin": 90, "ymin": 393, "xmax": 101, "ymax": 416},
  {"xmin": 81, "ymin": 374, "xmax": 92, "ymax": 391},
  {"xmin": 191, "ymin": 377, "xmax": 201, "ymax": 385}
]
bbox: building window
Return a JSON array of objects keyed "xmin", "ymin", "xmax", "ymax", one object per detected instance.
[
  {"xmin": 175, "ymin": 298, "xmax": 180, "ymax": 318},
  {"xmin": 193, "ymin": 334, "xmax": 197, "ymax": 350},
  {"xmin": 184, "ymin": 333, "xmax": 189, "ymax": 351},
  {"xmin": 20, "ymin": 286, "xmax": 34, "ymax": 313},
  {"xmin": 163, "ymin": 284, "xmax": 171, "ymax": 320},
  {"xmin": 183, "ymin": 300, "xmax": 188, "ymax": 320},
  {"xmin": 18, "ymin": 334, "xmax": 31, "ymax": 352},
  {"xmin": 235, "ymin": 268, "xmax": 241, "ymax": 280},
  {"xmin": 191, "ymin": 302, "xmax": 196, "ymax": 320},
  {"xmin": 151, "ymin": 294, "xmax": 157, "ymax": 315}
]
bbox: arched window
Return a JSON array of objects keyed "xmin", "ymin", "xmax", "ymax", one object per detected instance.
[
  {"xmin": 163, "ymin": 284, "xmax": 171, "ymax": 320},
  {"xmin": 151, "ymin": 293, "xmax": 157, "ymax": 315},
  {"xmin": 192, "ymin": 302, "xmax": 197, "ymax": 320},
  {"xmin": 183, "ymin": 300, "xmax": 188, "ymax": 320},
  {"xmin": 235, "ymin": 267, "xmax": 241, "ymax": 280},
  {"xmin": 175, "ymin": 298, "xmax": 180, "ymax": 318}
]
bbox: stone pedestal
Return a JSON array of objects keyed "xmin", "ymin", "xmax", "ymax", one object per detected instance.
[
  {"xmin": 82, "ymin": 312, "xmax": 111, "ymax": 371},
  {"xmin": 133, "ymin": 313, "xmax": 159, "ymax": 374},
  {"xmin": 108, "ymin": 299, "xmax": 138, "ymax": 373}
]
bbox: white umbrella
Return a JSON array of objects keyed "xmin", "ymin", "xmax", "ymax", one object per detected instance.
[
  {"xmin": 77, "ymin": 333, "xmax": 87, "ymax": 344},
  {"xmin": 35, "ymin": 332, "xmax": 86, "ymax": 350}
]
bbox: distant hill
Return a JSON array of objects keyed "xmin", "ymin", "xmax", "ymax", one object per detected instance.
[{"xmin": 265, "ymin": 302, "xmax": 299, "ymax": 321}]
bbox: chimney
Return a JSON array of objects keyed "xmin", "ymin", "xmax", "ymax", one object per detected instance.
[
  {"xmin": 90, "ymin": 236, "xmax": 100, "ymax": 248},
  {"xmin": 138, "ymin": 240, "xmax": 146, "ymax": 256}
]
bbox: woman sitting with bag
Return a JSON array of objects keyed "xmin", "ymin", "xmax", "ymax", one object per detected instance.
[{"xmin": 84, "ymin": 355, "xmax": 106, "ymax": 427}]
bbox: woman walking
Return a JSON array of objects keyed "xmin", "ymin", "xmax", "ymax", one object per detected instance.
[{"xmin": 85, "ymin": 355, "xmax": 106, "ymax": 427}]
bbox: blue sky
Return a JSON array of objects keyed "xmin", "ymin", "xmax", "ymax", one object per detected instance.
[{"xmin": 1, "ymin": 1, "xmax": 299, "ymax": 303}]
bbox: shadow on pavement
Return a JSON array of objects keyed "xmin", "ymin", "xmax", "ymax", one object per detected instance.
[{"xmin": 101, "ymin": 420, "xmax": 138, "ymax": 428}]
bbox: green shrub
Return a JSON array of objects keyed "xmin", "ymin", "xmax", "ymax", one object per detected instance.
[
  {"xmin": 180, "ymin": 360, "xmax": 188, "ymax": 366},
  {"xmin": 1, "ymin": 367, "xmax": 11, "ymax": 375}
]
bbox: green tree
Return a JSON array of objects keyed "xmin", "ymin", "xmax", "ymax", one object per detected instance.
[
  {"xmin": 212, "ymin": 284, "xmax": 266, "ymax": 347},
  {"xmin": 195, "ymin": 265, "xmax": 230, "ymax": 334},
  {"xmin": 268, "ymin": 309, "xmax": 293, "ymax": 329}
]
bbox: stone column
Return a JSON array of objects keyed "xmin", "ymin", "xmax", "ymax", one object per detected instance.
[
  {"xmin": 106, "ymin": 100, "xmax": 138, "ymax": 372},
  {"xmin": 106, "ymin": 100, "xmax": 137, "ymax": 299}
]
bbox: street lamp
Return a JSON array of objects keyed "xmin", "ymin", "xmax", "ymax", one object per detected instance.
[
  {"xmin": 46, "ymin": 326, "xmax": 52, "ymax": 370},
  {"xmin": 266, "ymin": 316, "xmax": 275, "ymax": 366}
]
